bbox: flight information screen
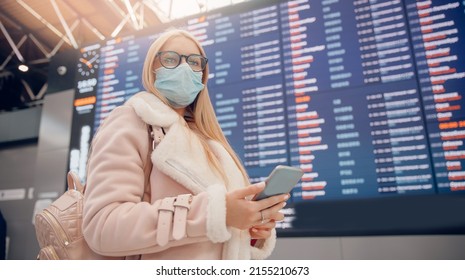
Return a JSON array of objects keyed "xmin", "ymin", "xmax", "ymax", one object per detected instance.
[{"xmin": 70, "ymin": 0, "xmax": 465, "ymax": 235}]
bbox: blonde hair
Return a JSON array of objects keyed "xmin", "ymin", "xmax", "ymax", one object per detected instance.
[{"xmin": 142, "ymin": 29, "xmax": 249, "ymax": 186}]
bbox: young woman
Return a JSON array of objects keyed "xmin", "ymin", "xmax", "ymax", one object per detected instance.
[{"xmin": 82, "ymin": 29, "xmax": 289, "ymax": 259}]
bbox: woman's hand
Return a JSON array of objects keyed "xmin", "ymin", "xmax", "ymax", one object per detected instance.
[
  {"xmin": 249, "ymin": 220, "xmax": 275, "ymax": 239},
  {"xmin": 225, "ymin": 182, "xmax": 289, "ymax": 230}
]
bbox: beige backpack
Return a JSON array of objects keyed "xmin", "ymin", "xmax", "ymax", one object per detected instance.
[
  {"xmin": 34, "ymin": 171, "xmax": 123, "ymax": 260},
  {"xmin": 34, "ymin": 125, "xmax": 164, "ymax": 259}
]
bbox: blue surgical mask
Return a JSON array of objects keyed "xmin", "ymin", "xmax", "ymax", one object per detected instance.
[{"xmin": 154, "ymin": 63, "xmax": 204, "ymax": 108}]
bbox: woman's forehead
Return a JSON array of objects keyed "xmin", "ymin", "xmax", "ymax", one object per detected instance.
[{"xmin": 161, "ymin": 36, "xmax": 201, "ymax": 55}]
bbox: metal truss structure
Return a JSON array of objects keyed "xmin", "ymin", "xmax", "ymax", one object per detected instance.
[{"xmin": 0, "ymin": 0, "xmax": 241, "ymax": 109}]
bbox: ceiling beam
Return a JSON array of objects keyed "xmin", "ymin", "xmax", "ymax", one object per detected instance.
[
  {"xmin": 0, "ymin": 10, "xmax": 54, "ymax": 51},
  {"xmin": 123, "ymin": 0, "xmax": 140, "ymax": 30},
  {"xmin": 50, "ymin": 0, "xmax": 79, "ymax": 49},
  {"xmin": 28, "ymin": 34, "xmax": 51, "ymax": 58},
  {"xmin": 16, "ymin": 0, "xmax": 72, "ymax": 46},
  {"xmin": 29, "ymin": 19, "xmax": 78, "ymax": 64},
  {"xmin": 142, "ymin": 0, "xmax": 169, "ymax": 23},
  {"xmin": 134, "ymin": 1, "xmax": 148, "ymax": 29},
  {"xmin": 20, "ymin": 79, "xmax": 36, "ymax": 101},
  {"xmin": 0, "ymin": 17, "xmax": 79, "ymax": 70},
  {"xmin": 49, "ymin": 19, "xmax": 79, "ymax": 57},
  {"xmin": 139, "ymin": 3, "xmax": 145, "ymax": 29},
  {"xmin": 106, "ymin": 0, "xmax": 136, "ymax": 30},
  {"xmin": 0, "ymin": 11, "xmax": 23, "ymax": 31},
  {"xmin": 111, "ymin": 12, "xmax": 131, "ymax": 37},
  {"xmin": 61, "ymin": 0, "xmax": 106, "ymax": 41},
  {"xmin": 111, "ymin": 2, "xmax": 142, "ymax": 37},
  {"xmin": 0, "ymin": 35, "xmax": 27, "ymax": 70},
  {"xmin": 36, "ymin": 82, "xmax": 48, "ymax": 100},
  {"xmin": 0, "ymin": 21, "xmax": 25, "ymax": 62},
  {"xmin": 106, "ymin": 0, "xmax": 147, "ymax": 32},
  {"xmin": 81, "ymin": 18, "xmax": 106, "ymax": 41}
]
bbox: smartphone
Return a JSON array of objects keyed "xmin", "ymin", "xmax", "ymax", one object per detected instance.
[{"xmin": 253, "ymin": 165, "xmax": 304, "ymax": 200}]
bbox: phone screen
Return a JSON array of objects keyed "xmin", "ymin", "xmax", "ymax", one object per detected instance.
[{"xmin": 254, "ymin": 165, "xmax": 304, "ymax": 200}]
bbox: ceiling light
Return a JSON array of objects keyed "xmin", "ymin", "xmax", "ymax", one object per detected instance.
[{"xmin": 18, "ymin": 64, "xmax": 29, "ymax": 72}]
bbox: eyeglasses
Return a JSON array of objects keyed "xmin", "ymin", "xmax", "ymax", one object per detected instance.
[{"xmin": 156, "ymin": 51, "xmax": 208, "ymax": 72}]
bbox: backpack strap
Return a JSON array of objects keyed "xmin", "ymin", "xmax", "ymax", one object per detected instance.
[
  {"xmin": 126, "ymin": 124, "xmax": 165, "ymax": 260},
  {"xmin": 67, "ymin": 171, "xmax": 84, "ymax": 193},
  {"xmin": 151, "ymin": 125, "xmax": 165, "ymax": 150},
  {"xmin": 141, "ymin": 124, "xmax": 165, "ymax": 203}
]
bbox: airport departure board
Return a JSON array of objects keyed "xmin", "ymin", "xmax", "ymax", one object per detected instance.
[{"xmin": 70, "ymin": 0, "xmax": 465, "ymax": 235}]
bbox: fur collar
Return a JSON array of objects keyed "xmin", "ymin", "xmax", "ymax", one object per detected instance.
[
  {"xmin": 125, "ymin": 91, "xmax": 179, "ymax": 128},
  {"xmin": 126, "ymin": 92, "xmax": 240, "ymax": 194}
]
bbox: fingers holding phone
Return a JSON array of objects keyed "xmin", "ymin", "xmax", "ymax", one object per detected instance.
[
  {"xmin": 225, "ymin": 182, "xmax": 266, "ymax": 230},
  {"xmin": 250, "ymin": 220, "xmax": 276, "ymax": 239},
  {"xmin": 225, "ymin": 165, "xmax": 303, "ymax": 230},
  {"xmin": 255, "ymin": 193, "xmax": 288, "ymax": 224},
  {"xmin": 225, "ymin": 182, "xmax": 288, "ymax": 230},
  {"xmin": 250, "ymin": 165, "xmax": 303, "ymax": 228},
  {"xmin": 252, "ymin": 165, "xmax": 303, "ymax": 223}
]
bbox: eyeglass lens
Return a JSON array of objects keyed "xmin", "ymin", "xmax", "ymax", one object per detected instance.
[{"xmin": 158, "ymin": 51, "xmax": 207, "ymax": 72}]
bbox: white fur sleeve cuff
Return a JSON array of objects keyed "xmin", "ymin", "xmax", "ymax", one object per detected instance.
[
  {"xmin": 250, "ymin": 228, "xmax": 277, "ymax": 260},
  {"xmin": 205, "ymin": 184, "xmax": 231, "ymax": 243}
]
